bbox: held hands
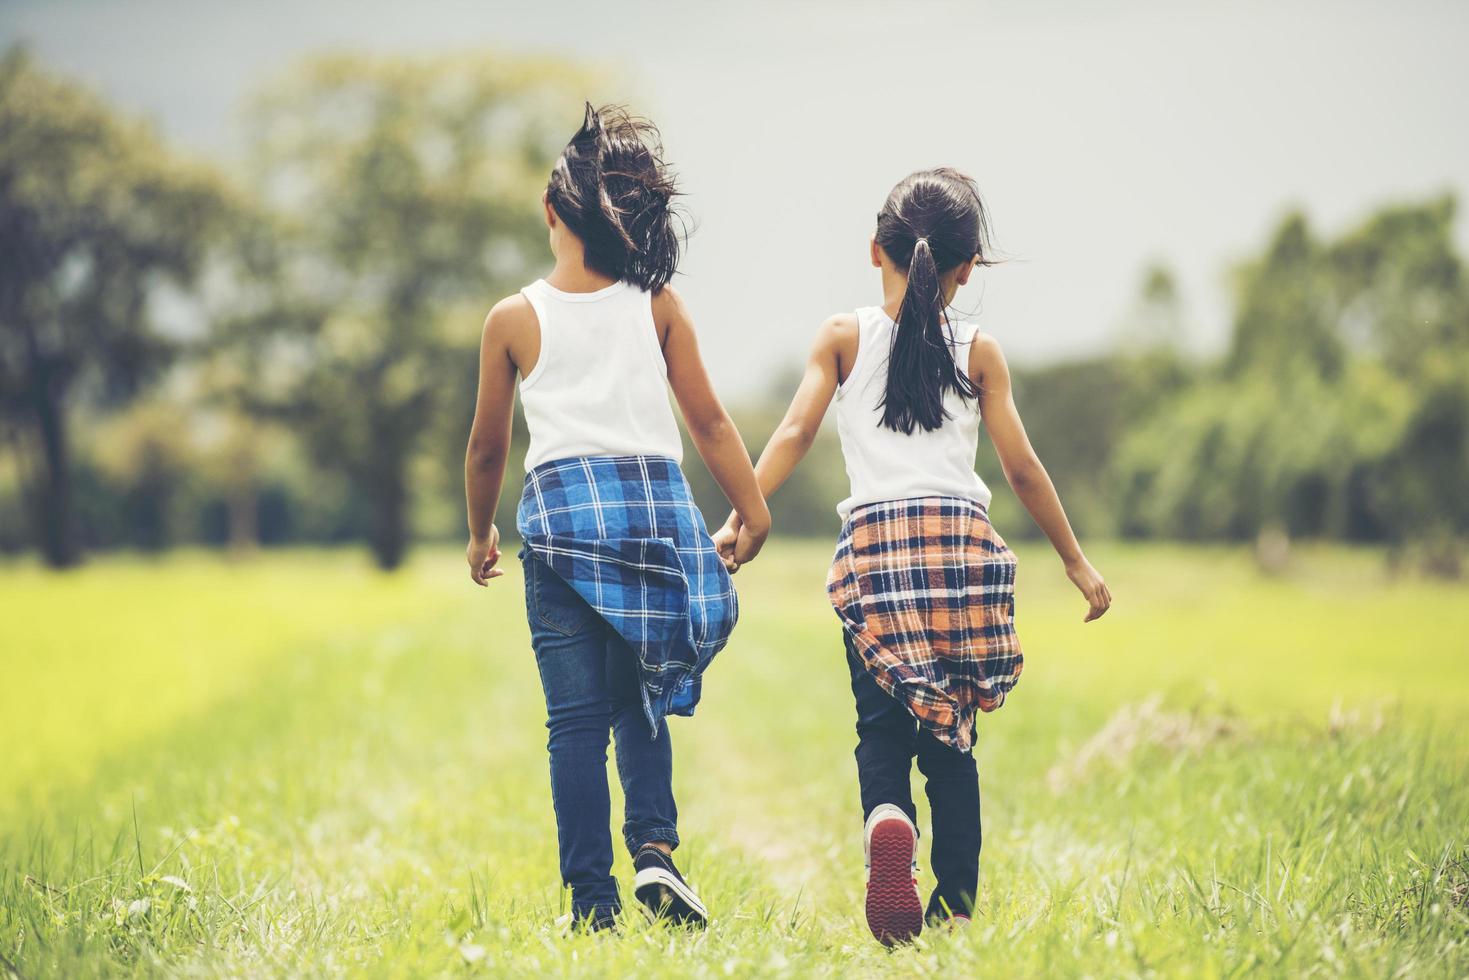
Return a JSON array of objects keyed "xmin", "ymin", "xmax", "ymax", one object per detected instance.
[
  {"xmin": 467, "ymin": 524, "xmax": 503, "ymax": 586},
  {"xmin": 710, "ymin": 516, "xmax": 737, "ymax": 571},
  {"xmin": 712, "ymin": 512, "xmax": 768, "ymax": 574},
  {"xmin": 1066, "ymin": 556, "xmax": 1112, "ymax": 622}
]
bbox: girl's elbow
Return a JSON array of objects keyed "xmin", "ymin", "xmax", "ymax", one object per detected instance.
[
  {"xmin": 1007, "ymin": 459, "xmax": 1046, "ymax": 492},
  {"xmin": 778, "ymin": 421, "xmax": 817, "ymax": 452},
  {"xmin": 690, "ymin": 413, "xmax": 734, "ymax": 444},
  {"xmin": 465, "ymin": 437, "xmax": 505, "ymax": 469}
]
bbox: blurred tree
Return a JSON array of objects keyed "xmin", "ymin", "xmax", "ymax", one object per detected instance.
[
  {"xmin": 1123, "ymin": 263, "xmax": 1186, "ymax": 354},
  {"xmin": 1328, "ymin": 195, "xmax": 1466, "ymax": 376},
  {"xmin": 191, "ymin": 411, "xmax": 272, "ymax": 554},
  {"xmin": 231, "ymin": 52, "xmax": 594, "ymax": 569},
  {"xmin": 1113, "ymin": 197, "xmax": 1468, "ymax": 560},
  {"xmin": 995, "ymin": 265, "xmax": 1194, "ymax": 540},
  {"xmin": 0, "ymin": 47, "xmax": 228, "ymax": 567},
  {"xmin": 89, "ymin": 399, "xmax": 198, "ymax": 551},
  {"xmin": 1228, "ymin": 212, "xmax": 1343, "ymax": 381},
  {"xmin": 1378, "ymin": 361, "xmax": 1469, "ymax": 561}
]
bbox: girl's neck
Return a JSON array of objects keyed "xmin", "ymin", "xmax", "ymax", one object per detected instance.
[
  {"xmin": 879, "ymin": 264, "xmax": 961, "ymax": 321},
  {"xmin": 545, "ymin": 239, "xmax": 618, "ymax": 294},
  {"xmin": 879, "ymin": 265, "xmax": 908, "ymax": 321}
]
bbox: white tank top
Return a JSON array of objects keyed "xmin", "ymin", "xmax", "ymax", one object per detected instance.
[
  {"xmin": 834, "ymin": 306, "xmax": 992, "ymax": 519},
  {"xmin": 518, "ymin": 279, "xmax": 684, "ymax": 471}
]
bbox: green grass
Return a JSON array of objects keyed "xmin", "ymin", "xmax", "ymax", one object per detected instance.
[{"xmin": 2, "ymin": 542, "xmax": 1467, "ymax": 977}]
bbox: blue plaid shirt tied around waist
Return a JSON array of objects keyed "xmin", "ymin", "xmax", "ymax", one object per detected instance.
[{"xmin": 517, "ymin": 455, "xmax": 738, "ymax": 731}]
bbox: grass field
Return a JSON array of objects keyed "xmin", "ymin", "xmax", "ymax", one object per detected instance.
[{"xmin": 2, "ymin": 542, "xmax": 1467, "ymax": 977}]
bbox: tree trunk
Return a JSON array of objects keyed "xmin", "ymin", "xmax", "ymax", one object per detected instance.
[
  {"xmin": 227, "ymin": 481, "xmax": 258, "ymax": 557},
  {"xmin": 31, "ymin": 371, "xmax": 80, "ymax": 568},
  {"xmin": 366, "ymin": 452, "xmax": 409, "ymax": 571},
  {"xmin": 223, "ymin": 423, "xmax": 261, "ymax": 556}
]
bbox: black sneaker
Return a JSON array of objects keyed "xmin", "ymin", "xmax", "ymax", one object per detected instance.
[
  {"xmin": 558, "ymin": 905, "xmax": 619, "ymax": 935},
  {"xmin": 577, "ymin": 907, "xmax": 620, "ymax": 934},
  {"xmin": 632, "ymin": 845, "xmax": 708, "ymax": 926}
]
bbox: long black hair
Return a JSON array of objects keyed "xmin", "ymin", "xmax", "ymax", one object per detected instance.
[
  {"xmin": 874, "ymin": 168, "xmax": 995, "ymax": 433},
  {"xmin": 545, "ymin": 103, "xmax": 683, "ymax": 292}
]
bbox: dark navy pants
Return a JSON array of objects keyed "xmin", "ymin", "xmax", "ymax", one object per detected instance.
[{"xmin": 846, "ymin": 637, "xmax": 981, "ymax": 919}]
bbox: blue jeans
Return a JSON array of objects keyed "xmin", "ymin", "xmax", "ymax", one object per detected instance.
[{"xmin": 523, "ymin": 555, "xmax": 679, "ymax": 919}]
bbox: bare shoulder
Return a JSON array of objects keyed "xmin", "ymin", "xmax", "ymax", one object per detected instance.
[
  {"xmin": 816, "ymin": 312, "xmax": 857, "ymax": 354},
  {"xmin": 819, "ymin": 312, "xmax": 859, "ymax": 340},
  {"xmin": 482, "ymin": 293, "xmax": 540, "ymax": 374},
  {"xmin": 969, "ymin": 330, "xmax": 1009, "ymax": 383},
  {"xmin": 484, "ymin": 293, "xmax": 537, "ymax": 341},
  {"xmin": 813, "ymin": 312, "xmax": 860, "ymax": 380},
  {"xmin": 649, "ymin": 284, "xmax": 692, "ymax": 345},
  {"xmin": 819, "ymin": 311, "xmax": 859, "ymax": 360},
  {"xmin": 650, "ymin": 283, "xmax": 688, "ymax": 319}
]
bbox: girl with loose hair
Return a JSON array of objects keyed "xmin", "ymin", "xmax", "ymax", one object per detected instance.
[{"xmin": 465, "ymin": 103, "xmax": 769, "ymax": 931}]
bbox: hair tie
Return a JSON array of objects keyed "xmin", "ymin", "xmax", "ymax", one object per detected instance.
[{"xmin": 914, "ymin": 236, "xmax": 929, "ymax": 248}]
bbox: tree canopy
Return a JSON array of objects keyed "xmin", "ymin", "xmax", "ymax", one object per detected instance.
[
  {"xmin": 225, "ymin": 52, "xmax": 596, "ymax": 569},
  {"xmin": 0, "ymin": 47, "xmax": 230, "ymax": 566}
]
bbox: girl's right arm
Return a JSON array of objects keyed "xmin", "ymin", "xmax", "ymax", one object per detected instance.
[
  {"xmin": 655, "ymin": 287, "xmax": 772, "ymax": 565},
  {"xmin": 971, "ymin": 333, "xmax": 1112, "ymax": 622},
  {"xmin": 464, "ymin": 295, "xmax": 536, "ymax": 586},
  {"xmin": 712, "ymin": 315, "xmax": 853, "ymax": 567}
]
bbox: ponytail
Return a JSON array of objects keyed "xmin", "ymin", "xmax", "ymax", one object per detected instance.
[
  {"xmin": 875, "ymin": 168, "xmax": 992, "ymax": 433},
  {"xmin": 881, "ymin": 238, "xmax": 975, "ymax": 433}
]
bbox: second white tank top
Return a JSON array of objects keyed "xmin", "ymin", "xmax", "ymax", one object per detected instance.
[
  {"xmin": 518, "ymin": 279, "xmax": 684, "ymax": 471},
  {"xmin": 834, "ymin": 306, "xmax": 993, "ymax": 519}
]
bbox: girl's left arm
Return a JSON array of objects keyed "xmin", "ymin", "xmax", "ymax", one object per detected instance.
[
  {"xmin": 656, "ymin": 287, "xmax": 772, "ymax": 566},
  {"xmin": 463, "ymin": 299, "xmax": 526, "ymax": 586},
  {"xmin": 972, "ymin": 334, "xmax": 1112, "ymax": 622}
]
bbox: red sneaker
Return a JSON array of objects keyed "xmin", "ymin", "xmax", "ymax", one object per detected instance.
[{"xmin": 863, "ymin": 804, "xmax": 923, "ymax": 946}]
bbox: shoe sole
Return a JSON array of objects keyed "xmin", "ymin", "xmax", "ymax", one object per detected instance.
[
  {"xmin": 633, "ymin": 866, "xmax": 708, "ymax": 927},
  {"xmin": 865, "ymin": 818, "xmax": 923, "ymax": 947}
]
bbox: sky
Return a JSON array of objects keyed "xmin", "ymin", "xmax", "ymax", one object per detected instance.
[{"xmin": 5, "ymin": 0, "xmax": 1468, "ymax": 395}]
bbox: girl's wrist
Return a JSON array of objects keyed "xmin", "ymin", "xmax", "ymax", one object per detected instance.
[{"xmin": 740, "ymin": 508, "xmax": 771, "ymax": 536}]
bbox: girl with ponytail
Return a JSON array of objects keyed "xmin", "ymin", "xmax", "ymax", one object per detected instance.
[
  {"xmin": 714, "ymin": 168, "xmax": 1111, "ymax": 946},
  {"xmin": 465, "ymin": 104, "xmax": 769, "ymax": 931}
]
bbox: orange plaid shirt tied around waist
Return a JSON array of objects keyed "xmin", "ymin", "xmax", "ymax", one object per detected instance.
[{"xmin": 827, "ymin": 496, "xmax": 1024, "ymax": 752}]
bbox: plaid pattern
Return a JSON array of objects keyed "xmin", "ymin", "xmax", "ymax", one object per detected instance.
[
  {"xmin": 828, "ymin": 496, "xmax": 1023, "ymax": 752},
  {"xmin": 517, "ymin": 455, "xmax": 738, "ymax": 729}
]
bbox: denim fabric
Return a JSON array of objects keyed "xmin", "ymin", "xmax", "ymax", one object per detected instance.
[
  {"xmin": 847, "ymin": 637, "xmax": 981, "ymax": 919},
  {"xmin": 525, "ymin": 554, "xmax": 679, "ymax": 920}
]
